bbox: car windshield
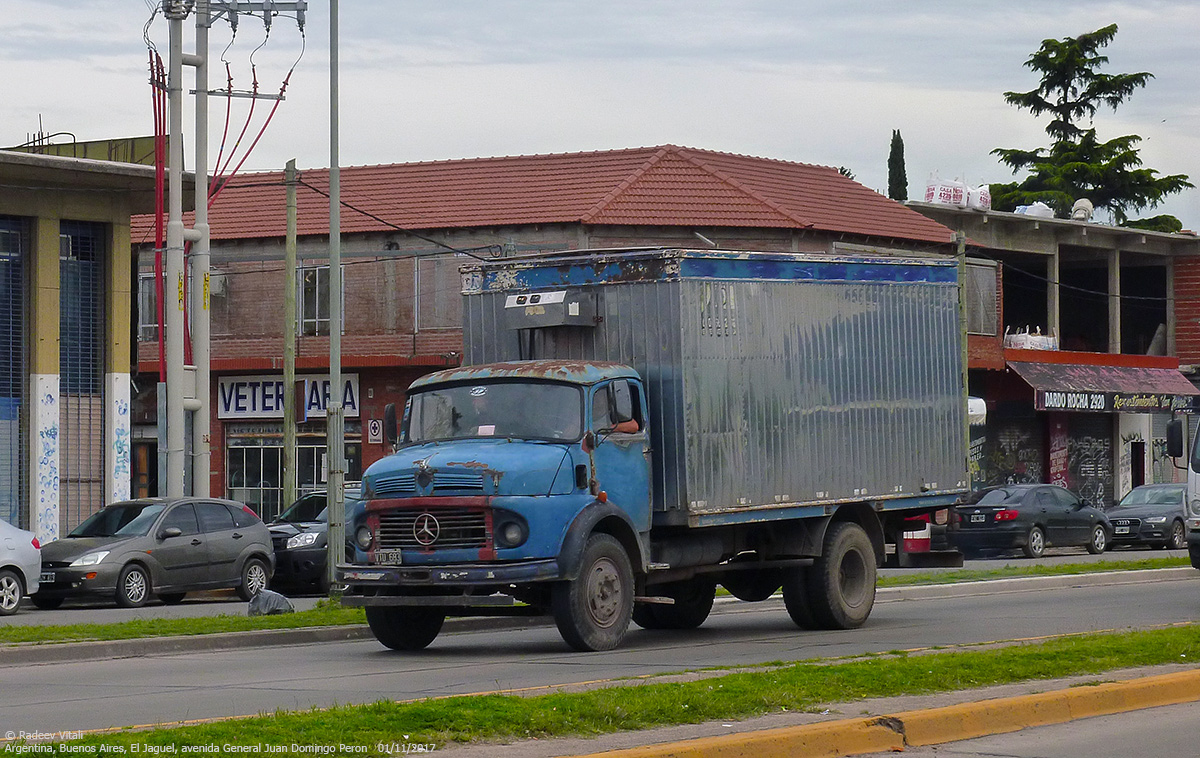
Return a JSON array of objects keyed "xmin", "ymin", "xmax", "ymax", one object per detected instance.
[
  {"xmin": 276, "ymin": 494, "xmax": 327, "ymax": 523},
  {"xmin": 70, "ymin": 502, "xmax": 168, "ymax": 538},
  {"xmin": 405, "ymin": 381, "xmax": 583, "ymax": 443},
  {"xmin": 1116, "ymin": 486, "xmax": 1184, "ymax": 507}
]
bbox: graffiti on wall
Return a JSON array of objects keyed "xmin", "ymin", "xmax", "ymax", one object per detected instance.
[
  {"xmin": 1067, "ymin": 434, "xmax": 1113, "ymax": 507},
  {"xmin": 982, "ymin": 420, "xmax": 1044, "ymax": 486}
]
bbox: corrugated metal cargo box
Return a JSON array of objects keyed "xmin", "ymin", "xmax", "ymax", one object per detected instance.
[{"xmin": 461, "ymin": 248, "xmax": 968, "ymax": 524}]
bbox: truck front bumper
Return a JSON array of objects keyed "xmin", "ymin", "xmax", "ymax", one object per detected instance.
[{"xmin": 338, "ymin": 558, "xmax": 562, "ymax": 589}]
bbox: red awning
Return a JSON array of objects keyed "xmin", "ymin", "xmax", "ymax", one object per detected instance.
[{"xmin": 1008, "ymin": 361, "xmax": 1199, "ymax": 413}]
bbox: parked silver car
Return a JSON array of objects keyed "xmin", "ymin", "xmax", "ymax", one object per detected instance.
[
  {"xmin": 1108, "ymin": 483, "xmax": 1188, "ymax": 550},
  {"xmin": 33, "ymin": 498, "xmax": 274, "ymax": 609},
  {"xmin": 0, "ymin": 519, "xmax": 40, "ymax": 615}
]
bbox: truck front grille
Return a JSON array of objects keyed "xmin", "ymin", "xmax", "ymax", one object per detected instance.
[
  {"xmin": 377, "ymin": 508, "xmax": 488, "ymax": 550},
  {"xmin": 372, "ymin": 472, "xmax": 485, "ymax": 496}
]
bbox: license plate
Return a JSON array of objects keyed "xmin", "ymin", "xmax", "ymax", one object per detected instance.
[
  {"xmin": 40, "ymin": 571, "xmax": 55, "ymax": 583},
  {"xmin": 374, "ymin": 549, "xmax": 403, "ymax": 565},
  {"xmin": 970, "ymin": 514, "xmax": 986, "ymax": 523},
  {"xmin": 1115, "ymin": 526, "xmax": 1130, "ymax": 534}
]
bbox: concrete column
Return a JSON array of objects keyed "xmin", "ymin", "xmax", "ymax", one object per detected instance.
[
  {"xmin": 28, "ymin": 217, "xmax": 59, "ymax": 543},
  {"xmin": 1109, "ymin": 249, "xmax": 1121, "ymax": 354},
  {"xmin": 106, "ymin": 220, "xmax": 132, "ymax": 504},
  {"xmin": 1047, "ymin": 251, "xmax": 1061, "ymax": 343}
]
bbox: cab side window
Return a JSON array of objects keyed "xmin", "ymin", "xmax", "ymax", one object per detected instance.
[{"xmin": 591, "ymin": 380, "xmax": 644, "ymax": 433}]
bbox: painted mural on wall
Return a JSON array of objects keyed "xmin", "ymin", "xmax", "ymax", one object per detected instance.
[
  {"xmin": 34, "ymin": 374, "xmax": 59, "ymax": 544},
  {"xmin": 109, "ymin": 373, "xmax": 131, "ymax": 502}
]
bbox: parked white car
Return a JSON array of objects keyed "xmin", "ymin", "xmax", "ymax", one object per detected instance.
[{"xmin": 0, "ymin": 519, "xmax": 41, "ymax": 615}]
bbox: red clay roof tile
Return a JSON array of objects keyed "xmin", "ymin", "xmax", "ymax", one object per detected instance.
[{"xmin": 132, "ymin": 145, "xmax": 953, "ymax": 245}]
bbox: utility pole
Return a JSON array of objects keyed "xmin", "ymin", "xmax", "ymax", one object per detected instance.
[
  {"xmin": 158, "ymin": 1, "xmax": 306, "ymax": 501},
  {"xmin": 284, "ymin": 159, "xmax": 298, "ymax": 510},
  {"xmin": 326, "ymin": 0, "xmax": 345, "ymax": 594}
]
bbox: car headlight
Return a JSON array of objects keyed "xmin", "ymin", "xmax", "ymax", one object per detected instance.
[
  {"xmin": 1145, "ymin": 516, "xmax": 1168, "ymax": 524},
  {"xmin": 286, "ymin": 531, "xmax": 321, "ymax": 549},
  {"xmin": 69, "ymin": 551, "xmax": 109, "ymax": 567},
  {"xmin": 354, "ymin": 525, "xmax": 373, "ymax": 550}
]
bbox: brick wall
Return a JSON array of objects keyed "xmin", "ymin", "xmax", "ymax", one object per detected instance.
[{"xmin": 1175, "ymin": 256, "xmax": 1200, "ymax": 364}]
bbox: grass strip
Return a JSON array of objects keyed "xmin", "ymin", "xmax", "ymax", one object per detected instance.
[
  {"xmin": 2, "ymin": 557, "xmax": 1189, "ymax": 646},
  {"xmin": 38, "ymin": 622, "xmax": 1200, "ymax": 756}
]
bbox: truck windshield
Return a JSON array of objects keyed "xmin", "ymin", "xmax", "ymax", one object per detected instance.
[{"xmin": 406, "ymin": 382, "xmax": 583, "ymax": 443}]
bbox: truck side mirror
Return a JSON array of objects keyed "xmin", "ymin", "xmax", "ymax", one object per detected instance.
[
  {"xmin": 1167, "ymin": 418, "xmax": 1184, "ymax": 459},
  {"xmin": 608, "ymin": 380, "xmax": 634, "ymax": 424},
  {"xmin": 383, "ymin": 403, "xmax": 398, "ymax": 448}
]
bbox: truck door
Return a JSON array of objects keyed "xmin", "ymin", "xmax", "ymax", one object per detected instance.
[{"xmin": 590, "ymin": 379, "xmax": 652, "ymax": 531}]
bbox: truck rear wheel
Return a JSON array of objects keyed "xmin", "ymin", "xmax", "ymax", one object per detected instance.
[
  {"xmin": 632, "ymin": 577, "xmax": 716, "ymax": 630},
  {"xmin": 552, "ymin": 533, "xmax": 633, "ymax": 651},
  {"xmin": 365, "ymin": 606, "xmax": 446, "ymax": 651},
  {"xmin": 806, "ymin": 521, "xmax": 876, "ymax": 630}
]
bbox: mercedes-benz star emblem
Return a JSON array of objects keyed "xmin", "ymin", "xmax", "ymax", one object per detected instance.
[{"xmin": 413, "ymin": 513, "xmax": 440, "ymax": 546}]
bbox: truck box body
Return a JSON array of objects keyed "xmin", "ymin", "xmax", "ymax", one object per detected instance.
[{"xmin": 462, "ymin": 248, "xmax": 969, "ymax": 527}]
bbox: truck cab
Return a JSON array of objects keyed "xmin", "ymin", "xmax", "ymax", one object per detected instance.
[{"xmin": 342, "ymin": 360, "xmax": 652, "ymax": 651}]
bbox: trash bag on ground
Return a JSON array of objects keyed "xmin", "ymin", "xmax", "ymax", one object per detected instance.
[{"xmin": 248, "ymin": 588, "xmax": 295, "ymax": 616}]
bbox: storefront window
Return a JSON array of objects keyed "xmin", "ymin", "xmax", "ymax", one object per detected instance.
[{"xmin": 226, "ymin": 425, "xmax": 361, "ymax": 522}]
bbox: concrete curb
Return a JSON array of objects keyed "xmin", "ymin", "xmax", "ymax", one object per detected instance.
[
  {"xmin": 563, "ymin": 667, "xmax": 1200, "ymax": 758},
  {"xmin": 877, "ymin": 566, "xmax": 1196, "ymax": 602}
]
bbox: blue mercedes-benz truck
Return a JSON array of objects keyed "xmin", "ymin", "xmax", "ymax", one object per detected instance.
[{"xmin": 340, "ymin": 247, "xmax": 969, "ymax": 651}]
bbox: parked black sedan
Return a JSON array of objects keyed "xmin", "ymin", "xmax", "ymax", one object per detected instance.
[
  {"xmin": 951, "ymin": 484, "xmax": 1112, "ymax": 559},
  {"xmin": 1107, "ymin": 483, "xmax": 1188, "ymax": 550},
  {"xmin": 34, "ymin": 498, "xmax": 274, "ymax": 608},
  {"xmin": 269, "ymin": 488, "xmax": 362, "ymax": 594}
]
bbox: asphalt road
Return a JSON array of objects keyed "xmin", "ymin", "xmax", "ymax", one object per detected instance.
[{"xmin": 1, "ymin": 565, "xmax": 1197, "ymax": 735}]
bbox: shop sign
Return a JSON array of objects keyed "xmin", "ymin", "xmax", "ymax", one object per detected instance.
[
  {"xmin": 1037, "ymin": 390, "xmax": 1195, "ymax": 413},
  {"xmin": 218, "ymin": 374, "xmax": 360, "ymax": 420}
]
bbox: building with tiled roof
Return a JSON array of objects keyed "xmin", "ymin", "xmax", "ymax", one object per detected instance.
[{"xmin": 131, "ymin": 145, "xmax": 958, "ymax": 510}]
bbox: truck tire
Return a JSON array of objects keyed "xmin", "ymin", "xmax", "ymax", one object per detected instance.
[
  {"xmin": 552, "ymin": 533, "xmax": 633, "ymax": 651},
  {"xmin": 632, "ymin": 578, "xmax": 716, "ymax": 630},
  {"xmin": 720, "ymin": 568, "xmax": 782, "ymax": 602},
  {"xmin": 365, "ymin": 606, "xmax": 446, "ymax": 651},
  {"xmin": 806, "ymin": 521, "xmax": 876, "ymax": 630},
  {"xmin": 780, "ymin": 566, "xmax": 818, "ymax": 629}
]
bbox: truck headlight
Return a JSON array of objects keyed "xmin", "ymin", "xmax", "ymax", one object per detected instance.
[
  {"xmin": 494, "ymin": 519, "xmax": 528, "ymax": 549},
  {"xmin": 355, "ymin": 525, "xmax": 374, "ymax": 550}
]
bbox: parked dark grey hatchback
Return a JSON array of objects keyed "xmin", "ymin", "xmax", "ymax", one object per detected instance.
[
  {"xmin": 33, "ymin": 498, "xmax": 274, "ymax": 608},
  {"xmin": 951, "ymin": 484, "xmax": 1112, "ymax": 559}
]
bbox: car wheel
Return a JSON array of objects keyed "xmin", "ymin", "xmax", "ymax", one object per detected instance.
[
  {"xmin": 0, "ymin": 569, "xmax": 24, "ymax": 616},
  {"xmin": 237, "ymin": 557, "xmax": 270, "ymax": 601},
  {"xmin": 1169, "ymin": 521, "xmax": 1187, "ymax": 551},
  {"xmin": 31, "ymin": 595, "xmax": 64, "ymax": 610},
  {"xmin": 1023, "ymin": 525, "xmax": 1046, "ymax": 559},
  {"xmin": 158, "ymin": 592, "xmax": 187, "ymax": 605},
  {"xmin": 116, "ymin": 564, "xmax": 151, "ymax": 608},
  {"xmin": 1086, "ymin": 524, "xmax": 1108, "ymax": 555}
]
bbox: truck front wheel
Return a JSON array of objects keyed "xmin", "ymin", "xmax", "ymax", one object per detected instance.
[
  {"xmin": 365, "ymin": 606, "xmax": 446, "ymax": 651},
  {"xmin": 806, "ymin": 521, "xmax": 876, "ymax": 630},
  {"xmin": 552, "ymin": 533, "xmax": 633, "ymax": 651}
]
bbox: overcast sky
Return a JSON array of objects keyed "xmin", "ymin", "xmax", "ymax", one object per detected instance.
[{"xmin": 6, "ymin": 1, "xmax": 1199, "ymax": 229}]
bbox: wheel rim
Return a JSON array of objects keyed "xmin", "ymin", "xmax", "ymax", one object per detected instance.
[
  {"xmin": 124, "ymin": 569, "xmax": 147, "ymax": 604},
  {"xmin": 1093, "ymin": 527, "xmax": 1106, "ymax": 551},
  {"xmin": 246, "ymin": 563, "xmax": 268, "ymax": 596},
  {"xmin": 0, "ymin": 576, "xmax": 19, "ymax": 611},
  {"xmin": 838, "ymin": 549, "xmax": 870, "ymax": 608},
  {"xmin": 1174, "ymin": 523, "xmax": 1185, "ymax": 549},
  {"xmin": 585, "ymin": 557, "xmax": 623, "ymax": 629},
  {"xmin": 1030, "ymin": 529, "xmax": 1044, "ymax": 555}
]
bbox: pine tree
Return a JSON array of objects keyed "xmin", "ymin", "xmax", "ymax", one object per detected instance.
[
  {"xmin": 990, "ymin": 24, "xmax": 1191, "ymax": 227},
  {"xmin": 887, "ymin": 130, "xmax": 907, "ymax": 202}
]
